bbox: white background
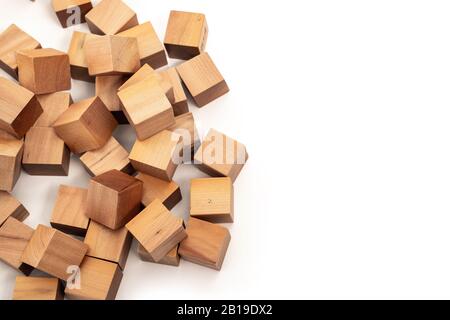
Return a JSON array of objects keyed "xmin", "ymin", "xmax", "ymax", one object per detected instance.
[{"xmin": 1, "ymin": 0, "xmax": 450, "ymax": 300}]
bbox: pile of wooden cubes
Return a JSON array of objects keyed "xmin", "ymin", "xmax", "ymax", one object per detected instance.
[{"xmin": 0, "ymin": 0, "xmax": 248, "ymax": 300}]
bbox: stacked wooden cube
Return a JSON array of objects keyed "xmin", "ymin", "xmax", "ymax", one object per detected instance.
[{"xmin": 0, "ymin": 0, "xmax": 248, "ymax": 300}]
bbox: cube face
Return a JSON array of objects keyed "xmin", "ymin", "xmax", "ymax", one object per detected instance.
[
  {"xmin": 138, "ymin": 244, "xmax": 180, "ymax": 267},
  {"xmin": 95, "ymin": 75, "xmax": 127, "ymax": 122},
  {"xmin": 168, "ymin": 112, "xmax": 200, "ymax": 160},
  {"xmin": 0, "ymin": 192, "xmax": 29, "ymax": 226},
  {"xmin": 13, "ymin": 277, "xmax": 63, "ymax": 300},
  {"xmin": 35, "ymin": 92, "xmax": 72, "ymax": 127},
  {"xmin": 0, "ymin": 137, "xmax": 24, "ymax": 192},
  {"xmin": 136, "ymin": 172, "xmax": 182, "ymax": 210},
  {"xmin": 85, "ymin": 0, "xmax": 138, "ymax": 35},
  {"xmin": 68, "ymin": 31, "xmax": 100, "ymax": 82},
  {"xmin": 164, "ymin": 11, "xmax": 208, "ymax": 60},
  {"xmin": 160, "ymin": 67, "xmax": 189, "ymax": 116},
  {"xmin": 52, "ymin": 0, "xmax": 93, "ymax": 28}
]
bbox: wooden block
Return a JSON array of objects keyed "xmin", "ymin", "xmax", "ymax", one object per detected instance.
[
  {"xmin": 53, "ymin": 97, "xmax": 118, "ymax": 154},
  {"xmin": 0, "ymin": 217, "xmax": 33, "ymax": 275},
  {"xmin": 84, "ymin": 221, "xmax": 132, "ymax": 270},
  {"xmin": 35, "ymin": 92, "xmax": 72, "ymax": 127},
  {"xmin": 177, "ymin": 52, "xmax": 229, "ymax": 107},
  {"xmin": 67, "ymin": 31, "xmax": 100, "ymax": 82},
  {"xmin": 138, "ymin": 244, "xmax": 180, "ymax": 267},
  {"xmin": 118, "ymin": 79, "xmax": 175, "ymax": 140},
  {"xmin": 126, "ymin": 199, "xmax": 186, "ymax": 262},
  {"xmin": 194, "ymin": 129, "xmax": 248, "ymax": 183},
  {"xmin": 0, "ymin": 77, "xmax": 43, "ymax": 139},
  {"xmin": 86, "ymin": 170, "xmax": 142, "ymax": 230},
  {"xmin": 129, "ymin": 130, "xmax": 182, "ymax": 181},
  {"xmin": 117, "ymin": 22, "xmax": 168, "ymax": 69},
  {"xmin": 80, "ymin": 136, "xmax": 133, "ymax": 177},
  {"xmin": 136, "ymin": 172, "xmax": 181, "ymax": 210},
  {"xmin": 64, "ymin": 256, "xmax": 123, "ymax": 300},
  {"xmin": 0, "ymin": 192, "xmax": 29, "ymax": 226},
  {"xmin": 52, "ymin": 0, "xmax": 93, "ymax": 28},
  {"xmin": 17, "ymin": 48, "xmax": 71, "ymax": 95},
  {"xmin": 190, "ymin": 178, "xmax": 233, "ymax": 223},
  {"xmin": 84, "ymin": 35, "xmax": 140, "ymax": 76},
  {"xmin": 85, "ymin": 0, "xmax": 138, "ymax": 35},
  {"xmin": 160, "ymin": 67, "xmax": 189, "ymax": 116},
  {"xmin": 13, "ymin": 277, "xmax": 63, "ymax": 300},
  {"xmin": 164, "ymin": 11, "xmax": 208, "ymax": 60},
  {"xmin": 0, "ymin": 24, "xmax": 41, "ymax": 79},
  {"xmin": 95, "ymin": 75, "xmax": 127, "ymax": 124},
  {"xmin": 168, "ymin": 112, "xmax": 200, "ymax": 160},
  {"xmin": 22, "ymin": 127, "xmax": 70, "ymax": 176},
  {"xmin": 179, "ymin": 217, "xmax": 231, "ymax": 271},
  {"xmin": 0, "ymin": 136, "xmax": 24, "ymax": 192},
  {"xmin": 50, "ymin": 185, "xmax": 89, "ymax": 236},
  {"xmin": 21, "ymin": 225, "xmax": 88, "ymax": 281}
]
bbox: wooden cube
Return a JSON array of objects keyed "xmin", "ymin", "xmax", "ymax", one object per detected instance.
[
  {"xmin": 84, "ymin": 221, "xmax": 132, "ymax": 270},
  {"xmin": 85, "ymin": 0, "xmax": 138, "ymax": 35},
  {"xmin": 80, "ymin": 136, "xmax": 133, "ymax": 177},
  {"xmin": 164, "ymin": 11, "xmax": 208, "ymax": 60},
  {"xmin": 160, "ymin": 67, "xmax": 189, "ymax": 116},
  {"xmin": 117, "ymin": 22, "xmax": 168, "ymax": 69},
  {"xmin": 0, "ymin": 217, "xmax": 33, "ymax": 275},
  {"xmin": 177, "ymin": 52, "xmax": 229, "ymax": 107},
  {"xmin": 0, "ymin": 135, "xmax": 24, "ymax": 191},
  {"xmin": 95, "ymin": 75, "xmax": 127, "ymax": 123},
  {"xmin": 84, "ymin": 35, "xmax": 140, "ymax": 76},
  {"xmin": 53, "ymin": 97, "xmax": 118, "ymax": 154},
  {"xmin": 126, "ymin": 199, "xmax": 186, "ymax": 262},
  {"xmin": 129, "ymin": 130, "xmax": 182, "ymax": 181},
  {"xmin": 50, "ymin": 185, "xmax": 89, "ymax": 236},
  {"xmin": 0, "ymin": 77, "xmax": 43, "ymax": 139},
  {"xmin": 52, "ymin": 0, "xmax": 93, "ymax": 28},
  {"xmin": 0, "ymin": 192, "xmax": 29, "ymax": 226},
  {"xmin": 86, "ymin": 170, "xmax": 142, "ymax": 230},
  {"xmin": 67, "ymin": 31, "xmax": 100, "ymax": 82},
  {"xmin": 194, "ymin": 129, "xmax": 248, "ymax": 183},
  {"xmin": 35, "ymin": 92, "xmax": 72, "ymax": 127},
  {"xmin": 64, "ymin": 256, "xmax": 123, "ymax": 300},
  {"xmin": 13, "ymin": 277, "xmax": 63, "ymax": 300},
  {"xmin": 138, "ymin": 244, "xmax": 180, "ymax": 267},
  {"xmin": 17, "ymin": 48, "xmax": 71, "ymax": 95},
  {"xmin": 168, "ymin": 112, "xmax": 200, "ymax": 160},
  {"xmin": 179, "ymin": 217, "xmax": 231, "ymax": 271},
  {"xmin": 0, "ymin": 24, "xmax": 41, "ymax": 79},
  {"xmin": 118, "ymin": 79, "xmax": 175, "ymax": 140},
  {"xmin": 21, "ymin": 225, "xmax": 88, "ymax": 281},
  {"xmin": 22, "ymin": 127, "xmax": 71, "ymax": 176},
  {"xmin": 136, "ymin": 172, "xmax": 182, "ymax": 210}
]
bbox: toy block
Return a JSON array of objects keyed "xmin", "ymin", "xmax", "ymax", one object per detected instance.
[
  {"xmin": 84, "ymin": 35, "xmax": 140, "ymax": 76},
  {"xmin": 67, "ymin": 31, "xmax": 100, "ymax": 82},
  {"xmin": 194, "ymin": 129, "xmax": 248, "ymax": 183},
  {"xmin": 22, "ymin": 127, "xmax": 70, "ymax": 176},
  {"xmin": 126, "ymin": 199, "xmax": 186, "ymax": 262},
  {"xmin": 13, "ymin": 277, "xmax": 63, "ymax": 300},
  {"xmin": 179, "ymin": 217, "xmax": 231, "ymax": 271},
  {"xmin": 117, "ymin": 22, "xmax": 168, "ymax": 69},
  {"xmin": 52, "ymin": 0, "xmax": 93, "ymax": 28},
  {"xmin": 85, "ymin": 170, "xmax": 142, "ymax": 230},
  {"xmin": 84, "ymin": 221, "xmax": 132, "ymax": 270},
  {"xmin": 50, "ymin": 185, "xmax": 89, "ymax": 236},
  {"xmin": 160, "ymin": 67, "xmax": 189, "ymax": 116},
  {"xmin": 190, "ymin": 178, "xmax": 234, "ymax": 223},
  {"xmin": 80, "ymin": 136, "xmax": 133, "ymax": 177},
  {"xmin": 0, "ymin": 77, "xmax": 43, "ymax": 139},
  {"xmin": 35, "ymin": 92, "xmax": 72, "ymax": 127},
  {"xmin": 64, "ymin": 256, "xmax": 123, "ymax": 300},
  {"xmin": 0, "ymin": 24, "xmax": 41, "ymax": 79},
  {"xmin": 0, "ymin": 192, "xmax": 29, "ymax": 226},
  {"xmin": 168, "ymin": 112, "xmax": 200, "ymax": 160},
  {"xmin": 0, "ymin": 135, "xmax": 24, "ymax": 191},
  {"xmin": 177, "ymin": 52, "xmax": 229, "ymax": 107},
  {"xmin": 136, "ymin": 172, "xmax": 182, "ymax": 210},
  {"xmin": 129, "ymin": 130, "xmax": 182, "ymax": 181},
  {"xmin": 0, "ymin": 217, "xmax": 34, "ymax": 275},
  {"xmin": 164, "ymin": 11, "xmax": 208, "ymax": 60},
  {"xmin": 17, "ymin": 48, "xmax": 71, "ymax": 95},
  {"xmin": 118, "ymin": 79, "xmax": 175, "ymax": 140},
  {"xmin": 138, "ymin": 244, "xmax": 180, "ymax": 267},
  {"xmin": 21, "ymin": 225, "xmax": 88, "ymax": 281},
  {"xmin": 95, "ymin": 75, "xmax": 127, "ymax": 123},
  {"xmin": 85, "ymin": 0, "xmax": 138, "ymax": 35},
  {"xmin": 53, "ymin": 97, "xmax": 118, "ymax": 154}
]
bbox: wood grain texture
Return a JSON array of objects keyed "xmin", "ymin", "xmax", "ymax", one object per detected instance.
[
  {"xmin": 126, "ymin": 199, "xmax": 186, "ymax": 262},
  {"xmin": 138, "ymin": 244, "xmax": 180, "ymax": 267},
  {"xmin": 136, "ymin": 172, "xmax": 182, "ymax": 210},
  {"xmin": 13, "ymin": 277, "xmax": 63, "ymax": 300},
  {"xmin": 85, "ymin": 0, "xmax": 138, "ymax": 35},
  {"xmin": 35, "ymin": 92, "xmax": 72, "ymax": 127},
  {"xmin": 22, "ymin": 127, "xmax": 71, "ymax": 176},
  {"xmin": 53, "ymin": 96, "xmax": 118, "ymax": 154},
  {"xmin": 0, "ymin": 192, "xmax": 29, "ymax": 226},
  {"xmin": 52, "ymin": 0, "xmax": 93, "ymax": 28},
  {"xmin": 167, "ymin": 112, "xmax": 200, "ymax": 160},
  {"xmin": 95, "ymin": 75, "xmax": 127, "ymax": 123},
  {"xmin": 160, "ymin": 67, "xmax": 189, "ymax": 116},
  {"xmin": 0, "ymin": 136, "xmax": 24, "ymax": 191},
  {"xmin": 176, "ymin": 52, "xmax": 229, "ymax": 107},
  {"xmin": 179, "ymin": 217, "xmax": 231, "ymax": 271},
  {"xmin": 164, "ymin": 11, "xmax": 208, "ymax": 60},
  {"xmin": 50, "ymin": 185, "xmax": 89, "ymax": 236},
  {"xmin": 67, "ymin": 31, "xmax": 100, "ymax": 82}
]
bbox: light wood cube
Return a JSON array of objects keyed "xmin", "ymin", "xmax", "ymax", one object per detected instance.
[
  {"xmin": 67, "ymin": 31, "xmax": 100, "ymax": 82},
  {"xmin": 52, "ymin": 0, "xmax": 93, "ymax": 28},
  {"xmin": 0, "ymin": 135, "xmax": 24, "ymax": 191},
  {"xmin": 95, "ymin": 75, "xmax": 127, "ymax": 123},
  {"xmin": 0, "ymin": 192, "xmax": 29, "ymax": 226},
  {"xmin": 138, "ymin": 244, "xmax": 180, "ymax": 267},
  {"xmin": 167, "ymin": 112, "xmax": 200, "ymax": 160},
  {"xmin": 35, "ymin": 92, "xmax": 72, "ymax": 127},
  {"xmin": 136, "ymin": 172, "xmax": 182, "ymax": 210},
  {"xmin": 13, "ymin": 277, "xmax": 63, "ymax": 300},
  {"xmin": 164, "ymin": 11, "xmax": 208, "ymax": 60},
  {"xmin": 85, "ymin": 0, "xmax": 138, "ymax": 35},
  {"xmin": 53, "ymin": 97, "xmax": 118, "ymax": 154},
  {"xmin": 160, "ymin": 67, "xmax": 188, "ymax": 116}
]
